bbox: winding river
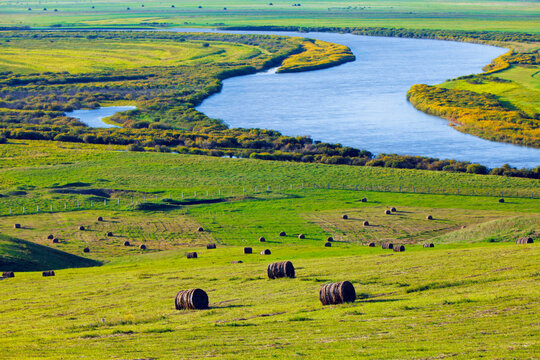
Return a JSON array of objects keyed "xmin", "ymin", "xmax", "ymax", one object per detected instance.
[{"xmin": 68, "ymin": 28, "xmax": 539, "ymax": 168}]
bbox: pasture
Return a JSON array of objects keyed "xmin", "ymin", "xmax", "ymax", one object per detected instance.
[{"xmin": 0, "ymin": 0, "xmax": 538, "ymax": 33}]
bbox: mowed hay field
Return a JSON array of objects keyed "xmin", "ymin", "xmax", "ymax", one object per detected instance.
[
  {"xmin": 0, "ymin": 0, "xmax": 538, "ymax": 32},
  {"xmin": 0, "ymin": 141, "xmax": 539, "ymax": 358}
]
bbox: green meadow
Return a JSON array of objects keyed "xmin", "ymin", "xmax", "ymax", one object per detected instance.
[
  {"xmin": 0, "ymin": 0, "xmax": 538, "ymax": 33},
  {"xmin": 0, "ymin": 140, "xmax": 538, "ymax": 358}
]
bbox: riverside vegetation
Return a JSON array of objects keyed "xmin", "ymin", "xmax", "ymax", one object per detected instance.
[{"xmin": 0, "ymin": 31, "xmax": 537, "ymax": 179}]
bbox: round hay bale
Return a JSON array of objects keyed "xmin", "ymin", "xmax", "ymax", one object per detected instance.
[
  {"xmin": 42, "ymin": 270, "xmax": 55, "ymax": 277},
  {"xmin": 382, "ymin": 242, "xmax": 394, "ymax": 250},
  {"xmin": 13, "ymin": 224, "xmax": 21, "ymax": 229},
  {"xmin": 461, "ymin": 225, "xmax": 466, "ymax": 229},
  {"xmin": 83, "ymin": 247, "xmax": 90, "ymax": 253},
  {"xmin": 499, "ymin": 198, "xmax": 505, "ymax": 203},
  {"xmin": 52, "ymin": 238, "xmax": 59, "ymax": 244},
  {"xmin": 384, "ymin": 210, "xmax": 391, "ymax": 215},
  {"xmin": 139, "ymin": 244, "xmax": 147, "ymax": 250},
  {"xmin": 319, "ymin": 281, "xmax": 356, "ymax": 305},
  {"xmin": 231, "ymin": 260, "xmax": 243, "ymax": 264},
  {"xmin": 123, "ymin": 241, "xmax": 130, "ymax": 246},
  {"xmin": 78, "ymin": 226, "xmax": 85, "ymax": 231},
  {"xmin": 426, "ymin": 215, "xmax": 433, "ymax": 220},
  {"xmin": 324, "ymin": 242, "xmax": 332, "ymax": 247},
  {"xmin": 106, "ymin": 232, "xmax": 113, "ymax": 237},
  {"xmin": 97, "ymin": 216, "xmax": 103, "ymax": 221},
  {"xmin": 342, "ymin": 214, "xmax": 348, "ymax": 220},
  {"xmin": 393, "ymin": 245, "xmax": 405, "ymax": 252},
  {"xmin": 363, "ymin": 221, "xmax": 369, "ymax": 226},
  {"xmin": 2, "ymin": 271, "xmax": 14, "ymax": 278},
  {"xmin": 267, "ymin": 261, "xmax": 295, "ymax": 279},
  {"xmin": 516, "ymin": 237, "xmax": 534, "ymax": 244},
  {"xmin": 390, "ymin": 207, "xmax": 397, "ymax": 212},
  {"xmin": 197, "ymin": 227, "xmax": 204, "ymax": 232},
  {"xmin": 279, "ymin": 231, "xmax": 286, "ymax": 237},
  {"xmin": 298, "ymin": 234, "xmax": 305, "ymax": 239},
  {"xmin": 243, "ymin": 247, "xmax": 252, "ymax": 254},
  {"xmin": 175, "ymin": 288, "xmax": 209, "ymax": 310},
  {"xmin": 206, "ymin": 243, "xmax": 217, "ymax": 249},
  {"xmin": 423, "ymin": 243, "xmax": 434, "ymax": 248},
  {"xmin": 368, "ymin": 242, "xmax": 375, "ymax": 247},
  {"xmin": 47, "ymin": 234, "xmax": 54, "ymax": 240},
  {"xmin": 361, "ymin": 197, "xmax": 367, "ymax": 202},
  {"xmin": 259, "ymin": 236, "xmax": 266, "ymax": 242},
  {"xmin": 187, "ymin": 252, "xmax": 198, "ymax": 259},
  {"xmin": 327, "ymin": 236, "xmax": 334, "ymax": 242},
  {"xmin": 260, "ymin": 249, "xmax": 271, "ymax": 255}
]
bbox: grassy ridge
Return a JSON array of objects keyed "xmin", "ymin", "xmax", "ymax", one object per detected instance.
[{"xmin": 277, "ymin": 38, "xmax": 355, "ymax": 73}]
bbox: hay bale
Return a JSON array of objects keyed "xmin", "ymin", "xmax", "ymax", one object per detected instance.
[
  {"xmin": 197, "ymin": 227, "xmax": 204, "ymax": 232},
  {"xmin": 368, "ymin": 242, "xmax": 375, "ymax": 247},
  {"xmin": 123, "ymin": 241, "xmax": 130, "ymax": 246},
  {"xmin": 279, "ymin": 231, "xmax": 286, "ymax": 236},
  {"xmin": 267, "ymin": 261, "xmax": 295, "ymax": 279},
  {"xmin": 187, "ymin": 252, "xmax": 198, "ymax": 259},
  {"xmin": 319, "ymin": 281, "xmax": 356, "ymax": 305},
  {"xmin": 342, "ymin": 214, "xmax": 348, "ymax": 220},
  {"xmin": 516, "ymin": 237, "xmax": 534, "ymax": 244},
  {"xmin": 384, "ymin": 210, "xmax": 391, "ymax": 215},
  {"xmin": 243, "ymin": 247, "xmax": 252, "ymax": 254},
  {"xmin": 390, "ymin": 207, "xmax": 397, "ymax": 212},
  {"xmin": 324, "ymin": 242, "xmax": 332, "ymax": 247},
  {"xmin": 2, "ymin": 271, "xmax": 14, "ymax": 278},
  {"xmin": 499, "ymin": 198, "xmax": 505, "ymax": 203},
  {"xmin": 206, "ymin": 243, "xmax": 216, "ymax": 249},
  {"xmin": 382, "ymin": 242, "xmax": 393, "ymax": 250},
  {"xmin": 298, "ymin": 234, "xmax": 305, "ymax": 239},
  {"xmin": 42, "ymin": 270, "xmax": 55, "ymax": 277},
  {"xmin": 361, "ymin": 197, "xmax": 367, "ymax": 202},
  {"xmin": 259, "ymin": 236, "xmax": 266, "ymax": 242},
  {"xmin": 423, "ymin": 243, "xmax": 434, "ymax": 248},
  {"xmin": 79, "ymin": 225, "xmax": 85, "ymax": 231},
  {"xmin": 139, "ymin": 244, "xmax": 147, "ymax": 250},
  {"xmin": 52, "ymin": 238, "xmax": 59, "ymax": 244},
  {"xmin": 175, "ymin": 288, "xmax": 209, "ymax": 310},
  {"xmin": 363, "ymin": 221, "xmax": 369, "ymax": 226},
  {"xmin": 393, "ymin": 245, "xmax": 405, "ymax": 252},
  {"xmin": 106, "ymin": 232, "xmax": 113, "ymax": 237},
  {"xmin": 327, "ymin": 236, "xmax": 334, "ymax": 242},
  {"xmin": 47, "ymin": 234, "xmax": 54, "ymax": 240},
  {"xmin": 426, "ymin": 215, "xmax": 433, "ymax": 220},
  {"xmin": 97, "ymin": 216, "xmax": 103, "ymax": 221},
  {"xmin": 83, "ymin": 247, "xmax": 90, "ymax": 253},
  {"xmin": 231, "ymin": 260, "xmax": 243, "ymax": 264},
  {"xmin": 260, "ymin": 249, "xmax": 271, "ymax": 255},
  {"xmin": 13, "ymin": 224, "xmax": 21, "ymax": 229}
]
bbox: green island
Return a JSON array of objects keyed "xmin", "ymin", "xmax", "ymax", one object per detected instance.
[{"xmin": 0, "ymin": 1, "xmax": 539, "ymax": 359}]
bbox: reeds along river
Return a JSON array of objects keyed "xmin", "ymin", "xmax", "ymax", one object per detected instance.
[{"xmin": 169, "ymin": 28, "xmax": 538, "ymax": 169}]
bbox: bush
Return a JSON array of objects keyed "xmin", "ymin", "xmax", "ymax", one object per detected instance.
[
  {"xmin": 127, "ymin": 143, "xmax": 144, "ymax": 152},
  {"xmin": 466, "ymin": 164, "xmax": 488, "ymax": 175}
]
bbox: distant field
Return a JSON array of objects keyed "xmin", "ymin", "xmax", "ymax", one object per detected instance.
[
  {"xmin": 0, "ymin": 36, "xmax": 265, "ymax": 74},
  {"xmin": 0, "ymin": 0, "xmax": 538, "ymax": 32}
]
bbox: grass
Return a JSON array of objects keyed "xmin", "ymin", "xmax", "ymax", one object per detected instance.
[
  {"xmin": 0, "ymin": 0, "xmax": 538, "ymax": 33},
  {"xmin": 0, "ymin": 36, "xmax": 265, "ymax": 74},
  {"xmin": 0, "ymin": 141, "xmax": 538, "ymax": 357},
  {"xmin": 441, "ymin": 65, "xmax": 540, "ymax": 118}
]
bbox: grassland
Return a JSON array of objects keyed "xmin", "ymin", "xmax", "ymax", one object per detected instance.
[
  {"xmin": 0, "ymin": 137, "xmax": 539, "ymax": 358},
  {"xmin": 0, "ymin": 0, "xmax": 538, "ymax": 33}
]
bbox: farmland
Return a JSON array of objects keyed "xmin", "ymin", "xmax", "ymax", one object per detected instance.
[
  {"xmin": 0, "ymin": 0, "xmax": 538, "ymax": 358},
  {"xmin": 0, "ymin": 141, "xmax": 538, "ymax": 358}
]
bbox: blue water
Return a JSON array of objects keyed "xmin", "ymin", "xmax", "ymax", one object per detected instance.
[
  {"xmin": 66, "ymin": 106, "xmax": 136, "ymax": 128},
  {"xmin": 167, "ymin": 28, "xmax": 538, "ymax": 168}
]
